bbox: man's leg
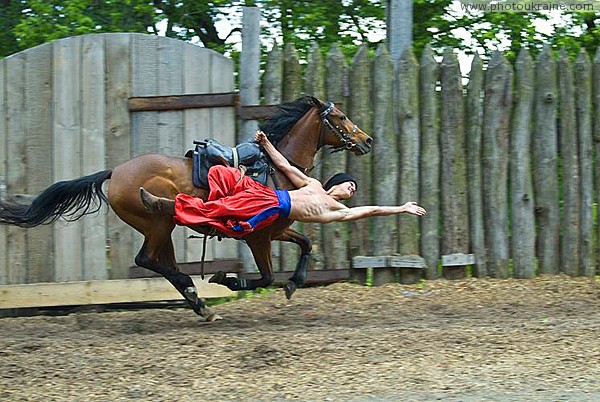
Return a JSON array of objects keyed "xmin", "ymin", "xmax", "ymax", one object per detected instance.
[{"xmin": 140, "ymin": 188, "xmax": 175, "ymax": 215}]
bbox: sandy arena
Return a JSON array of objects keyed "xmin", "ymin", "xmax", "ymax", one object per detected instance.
[{"xmin": 1, "ymin": 275, "xmax": 600, "ymax": 401}]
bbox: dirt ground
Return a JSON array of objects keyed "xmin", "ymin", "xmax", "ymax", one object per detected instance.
[{"xmin": 1, "ymin": 275, "xmax": 600, "ymax": 402}]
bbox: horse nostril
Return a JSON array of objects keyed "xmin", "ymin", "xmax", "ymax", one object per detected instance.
[{"xmin": 365, "ymin": 137, "xmax": 373, "ymax": 148}]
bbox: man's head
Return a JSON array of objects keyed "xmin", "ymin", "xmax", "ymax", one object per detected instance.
[{"xmin": 323, "ymin": 173, "xmax": 357, "ymax": 199}]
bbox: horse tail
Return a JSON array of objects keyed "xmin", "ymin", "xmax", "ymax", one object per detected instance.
[{"xmin": 0, "ymin": 170, "xmax": 113, "ymax": 228}]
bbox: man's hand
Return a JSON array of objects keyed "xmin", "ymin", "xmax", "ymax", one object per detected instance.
[
  {"xmin": 401, "ymin": 201, "xmax": 427, "ymax": 216},
  {"xmin": 254, "ymin": 130, "xmax": 268, "ymax": 145}
]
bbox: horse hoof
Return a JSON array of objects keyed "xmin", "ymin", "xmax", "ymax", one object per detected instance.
[
  {"xmin": 209, "ymin": 271, "xmax": 226, "ymax": 284},
  {"xmin": 284, "ymin": 281, "xmax": 297, "ymax": 300},
  {"xmin": 205, "ymin": 313, "xmax": 223, "ymax": 322}
]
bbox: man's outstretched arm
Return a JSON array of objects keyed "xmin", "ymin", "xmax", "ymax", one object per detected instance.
[
  {"xmin": 254, "ymin": 130, "xmax": 311, "ymax": 188},
  {"xmin": 307, "ymin": 201, "xmax": 426, "ymax": 223}
]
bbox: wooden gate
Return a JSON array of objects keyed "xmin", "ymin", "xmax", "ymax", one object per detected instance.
[{"xmin": 0, "ymin": 33, "xmax": 237, "ymax": 293}]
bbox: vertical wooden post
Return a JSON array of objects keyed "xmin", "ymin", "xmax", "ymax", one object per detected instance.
[
  {"xmin": 24, "ymin": 44, "xmax": 53, "ymax": 283},
  {"xmin": 419, "ymin": 44, "xmax": 440, "ymax": 279},
  {"xmin": 323, "ymin": 44, "xmax": 349, "ymax": 270},
  {"xmin": 263, "ymin": 44, "xmax": 283, "ymax": 105},
  {"xmin": 263, "ymin": 44, "xmax": 283, "ymax": 272},
  {"xmin": 372, "ymin": 44, "xmax": 397, "ymax": 285},
  {"xmin": 347, "ymin": 44, "xmax": 372, "ymax": 261},
  {"xmin": 510, "ymin": 49, "xmax": 535, "ymax": 279},
  {"xmin": 594, "ymin": 48, "xmax": 600, "ymax": 277},
  {"xmin": 482, "ymin": 51, "xmax": 512, "ymax": 278},
  {"xmin": 240, "ymin": 6, "xmax": 261, "ymax": 140},
  {"xmin": 239, "ymin": 6, "xmax": 262, "ymax": 273},
  {"xmin": 440, "ymin": 48, "xmax": 469, "ymax": 279},
  {"xmin": 533, "ymin": 45, "xmax": 559, "ymax": 275},
  {"xmin": 283, "ymin": 43, "xmax": 302, "ymax": 101},
  {"xmin": 5, "ymin": 52, "xmax": 27, "ymax": 284},
  {"xmin": 303, "ymin": 43, "xmax": 325, "ymax": 270},
  {"xmin": 106, "ymin": 34, "xmax": 134, "ymax": 279},
  {"xmin": 465, "ymin": 54, "xmax": 487, "ymax": 278},
  {"xmin": 558, "ymin": 49, "xmax": 580, "ymax": 276},
  {"xmin": 280, "ymin": 43, "xmax": 302, "ymax": 272},
  {"xmin": 575, "ymin": 49, "xmax": 594, "ymax": 277},
  {"xmin": 397, "ymin": 48, "xmax": 420, "ymax": 257}
]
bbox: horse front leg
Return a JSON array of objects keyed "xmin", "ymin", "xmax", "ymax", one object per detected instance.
[
  {"xmin": 273, "ymin": 228, "xmax": 312, "ymax": 300},
  {"xmin": 210, "ymin": 234, "xmax": 274, "ymax": 291}
]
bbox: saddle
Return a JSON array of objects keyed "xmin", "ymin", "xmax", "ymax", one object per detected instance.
[{"xmin": 185, "ymin": 139, "xmax": 270, "ymax": 188}]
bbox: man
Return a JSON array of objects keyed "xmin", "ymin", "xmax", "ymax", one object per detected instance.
[{"xmin": 140, "ymin": 131, "xmax": 426, "ymax": 234}]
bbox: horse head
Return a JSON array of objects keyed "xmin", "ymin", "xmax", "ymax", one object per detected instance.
[{"xmin": 308, "ymin": 96, "xmax": 373, "ymax": 156}]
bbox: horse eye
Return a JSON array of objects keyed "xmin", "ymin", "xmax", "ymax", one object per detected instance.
[{"xmin": 340, "ymin": 116, "xmax": 347, "ymax": 121}]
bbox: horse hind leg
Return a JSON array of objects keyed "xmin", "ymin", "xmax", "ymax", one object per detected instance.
[{"xmin": 134, "ymin": 226, "xmax": 220, "ymax": 321}]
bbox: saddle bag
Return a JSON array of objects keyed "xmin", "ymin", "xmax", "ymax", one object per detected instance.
[{"xmin": 185, "ymin": 138, "xmax": 269, "ymax": 188}]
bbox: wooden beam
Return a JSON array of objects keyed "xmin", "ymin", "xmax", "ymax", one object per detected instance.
[
  {"xmin": 239, "ymin": 269, "xmax": 351, "ymax": 285},
  {"xmin": 0, "ymin": 275, "xmax": 235, "ymax": 309},
  {"xmin": 129, "ymin": 259, "xmax": 242, "ymax": 278},
  {"xmin": 128, "ymin": 92, "xmax": 238, "ymax": 112}
]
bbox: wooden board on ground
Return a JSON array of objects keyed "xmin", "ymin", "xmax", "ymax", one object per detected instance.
[{"xmin": 0, "ymin": 275, "xmax": 235, "ymax": 309}]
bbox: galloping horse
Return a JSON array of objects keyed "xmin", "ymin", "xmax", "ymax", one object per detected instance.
[{"xmin": 0, "ymin": 96, "xmax": 372, "ymax": 320}]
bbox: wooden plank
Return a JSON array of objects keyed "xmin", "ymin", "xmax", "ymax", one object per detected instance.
[
  {"xmin": 419, "ymin": 44, "xmax": 441, "ymax": 279},
  {"xmin": 239, "ymin": 269, "xmax": 351, "ymax": 285},
  {"xmin": 53, "ymin": 36, "xmax": 83, "ymax": 282},
  {"xmin": 131, "ymin": 33, "xmax": 159, "ymax": 155},
  {"xmin": 105, "ymin": 33, "xmax": 135, "ymax": 279},
  {"xmin": 352, "ymin": 256, "xmax": 389, "ymax": 269},
  {"xmin": 347, "ymin": 44, "xmax": 372, "ymax": 259},
  {"xmin": 263, "ymin": 44, "xmax": 284, "ymax": 272},
  {"xmin": 128, "ymin": 92, "xmax": 238, "ymax": 112},
  {"xmin": 5, "ymin": 51, "xmax": 28, "ymax": 284},
  {"xmin": 397, "ymin": 48, "xmax": 421, "ymax": 255},
  {"xmin": 81, "ymin": 34, "xmax": 108, "ymax": 280},
  {"xmin": 210, "ymin": 50, "xmax": 237, "ymax": 260},
  {"xmin": 510, "ymin": 49, "xmax": 536, "ymax": 279},
  {"xmin": 575, "ymin": 50, "xmax": 594, "ymax": 277},
  {"xmin": 558, "ymin": 49, "xmax": 580, "ymax": 276},
  {"xmin": 441, "ymin": 253, "xmax": 476, "ymax": 266},
  {"xmin": 533, "ymin": 45, "xmax": 559, "ymax": 275},
  {"xmin": 594, "ymin": 48, "xmax": 600, "ymax": 279},
  {"xmin": 482, "ymin": 51, "xmax": 512, "ymax": 278},
  {"xmin": 129, "ymin": 258, "xmax": 242, "ymax": 278},
  {"xmin": 24, "ymin": 43, "xmax": 54, "ymax": 284},
  {"xmin": 465, "ymin": 54, "xmax": 487, "ymax": 278},
  {"xmin": 301, "ymin": 43, "xmax": 325, "ymax": 270},
  {"xmin": 157, "ymin": 37, "xmax": 186, "ymax": 262},
  {"xmin": 0, "ymin": 58, "xmax": 7, "ymax": 285},
  {"xmin": 183, "ymin": 47, "xmax": 214, "ymax": 263},
  {"xmin": 0, "ymin": 275, "xmax": 235, "ymax": 309},
  {"xmin": 322, "ymin": 44, "xmax": 349, "ymax": 271},
  {"xmin": 389, "ymin": 255, "xmax": 427, "ymax": 269},
  {"xmin": 440, "ymin": 48, "xmax": 470, "ymax": 259}
]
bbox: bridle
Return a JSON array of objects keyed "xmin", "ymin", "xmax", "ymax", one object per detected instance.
[
  {"xmin": 269, "ymin": 100, "xmax": 361, "ymax": 177},
  {"xmin": 318, "ymin": 101, "xmax": 359, "ymax": 152}
]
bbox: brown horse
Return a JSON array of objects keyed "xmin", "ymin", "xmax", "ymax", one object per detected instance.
[{"xmin": 0, "ymin": 96, "xmax": 372, "ymax": 320}]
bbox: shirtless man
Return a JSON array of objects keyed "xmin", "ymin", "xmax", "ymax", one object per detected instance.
[{"xmin": 139, "ymin": 131, "xmax": 426, "ymax": 231}]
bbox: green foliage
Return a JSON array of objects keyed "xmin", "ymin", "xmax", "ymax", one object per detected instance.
[{"xmin": 0, "ymin": 0, "xmax": 597, "ymax": 64}]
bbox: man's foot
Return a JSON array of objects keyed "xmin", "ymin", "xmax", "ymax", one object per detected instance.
[{"xmin": 139, "ymin": 188, "xmax": 175, "ymax": 215}]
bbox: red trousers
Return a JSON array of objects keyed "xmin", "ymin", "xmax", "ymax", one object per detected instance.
[{"xmin": 174, "ymin": 165, "xmax": 288, "ymax": 238}]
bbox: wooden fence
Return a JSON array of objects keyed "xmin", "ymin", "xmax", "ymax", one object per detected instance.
[
  {"xmin": 1, "ymin": 33, "xmax": 599, "ymax": 297},
  {"xmin": 0, "ymin": 33, "xmax": 237, "ymax": 290},
  {"xmin": 264, "ymin": 43, "xmax": 600, "ymax": 279}
]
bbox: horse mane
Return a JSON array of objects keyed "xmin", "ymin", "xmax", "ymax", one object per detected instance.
[{"xmin": 259, "ymin": 95, "xmax": 321, "ymax": 144}]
